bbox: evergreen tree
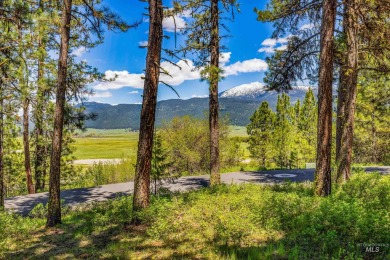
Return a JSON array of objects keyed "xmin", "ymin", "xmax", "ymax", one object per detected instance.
[
  {"xmin": 47, "ymin": 0, "xmax": 129, "ymax": 227},
  {"xmin": 173, "ymin": 0, "xmax": 239, "ymax": 186},
  {"xmin": 299, "ymin": 88, "xmax": 317, "ymax": 162},
  {"xmin": 274, "ymin": 93, "xmax": 293, "ymax": 169},
  {"xmin": 290, "ymin": 99, "xmax": 303, "ymax": 168},
  {"xmin": 257, "ymin": 0, "xmax": 390, "ymax": 185},
  {"xmin": 315, "ymin": 0, "xmax": 337, "ymax": 195},
  {"xmin": 133, "ymin": 0, "xmax": 164, "ymax": 221},
  {"xmin": 354, "ymin": 73, "xmax": 390, "ymax": 164},
  {"xmin": 46, "ymin": 0, "xmax": 73, "ymax": 227},
  {"xmin": 31, "ymin": 0, "xmax": 57, "ymax": 192},
  {"xmin": 151, "ymin": 132, "xmax": 173, "ymax": 195},
  {"xmin": 0, "ymin": 0, "xmax": 30, "ymax": 207},
  {"xmin": 246, "ymin": 101, "xmax": 275, "ymax": 169}
]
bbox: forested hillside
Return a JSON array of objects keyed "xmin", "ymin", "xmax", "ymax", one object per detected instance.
[{"xmin": 83, "ymin": 92, "xmax": 310, "ymax": 129}]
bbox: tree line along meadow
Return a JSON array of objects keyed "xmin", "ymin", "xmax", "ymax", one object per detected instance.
[{"xmin": 0, "ymin": 0, "xmax": 389, "ymax": 233}]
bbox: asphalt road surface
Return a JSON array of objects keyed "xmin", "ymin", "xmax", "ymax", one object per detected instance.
[{"xmin": 5, "ymin": 167, "xmax": 389, "ymax": 216}]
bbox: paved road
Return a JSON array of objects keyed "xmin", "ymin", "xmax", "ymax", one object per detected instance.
[{"xmin": 5, "ymin": 167, "xmax": 389, "ymax": 216}]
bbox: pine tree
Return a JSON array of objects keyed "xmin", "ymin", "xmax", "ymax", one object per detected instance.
[
  {"xmin": 246, "ymin": 101, "xmax": 275, "ymax": 169},
  {"xmin": 46, "ymin": 0, "xmax": 73, "ymax": 227},
  {"xmin": 274, "ymin": 93, "xmax": 293, "ymax": 169},
  {"xmin": 133, "ymin": 0, "xmax": 164, "ymax": 220},
  {"xmin": 32, "ymin": 0, "xmax": 56, "ymax": 192},
  {"xmin": 151, "ymin": 132, "xmax": 172, "ymax": 195},
  {"xmin": 354, "ymin": 73, "xmax": 390, "ymax": 164},
  {"xmin": 299, "ymin": 88, "xmax": 317, "ymax": 162},
  {"xmin": 173, "ymin": 0, "xmax": 239, "ymax": 186},
  {"xmin": 335, "ymin": 0, "xmax": 390, "ymax": 182},
  {"xmin": 315, "ymin": 0, "xmax": 337, "ymax": 196},
  {"xmin": 257, "ymin": 0, "xmax": 390, "ymax": 185},
  {"xmin": 290, "ymin": 99, "xmax": 304, "ymax": 168},
  {"xmin": 47, "ymin": 0, "xmax": 129, "ymax": 227}
]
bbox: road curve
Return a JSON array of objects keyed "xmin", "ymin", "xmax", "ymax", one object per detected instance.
[{"xmin": 5, "ymin": 167, "xmax": 389, "ymax": 216}]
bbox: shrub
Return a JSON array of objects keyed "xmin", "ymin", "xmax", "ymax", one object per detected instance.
[{"xmin": 84, "ymin": 157, "xmax": 136, "ymax": 186}]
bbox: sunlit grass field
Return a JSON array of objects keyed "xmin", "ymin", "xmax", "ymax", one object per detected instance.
[
  {"xmin": 72, "ymin": 126, "xmax": 249, "ymax": 160},
  {"xmin": 72, "ymin": 129, "xmax": 139, "ymax": 159}
]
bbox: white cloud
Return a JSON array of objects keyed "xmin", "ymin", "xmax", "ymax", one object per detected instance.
[
  {"xmin": 128, "ymin": 90, "xmax": 139, "ymax": 94},
  {"xmin": 276, "ymin": 45, "xmax": 287, "ymax": 51},
  {"xmin": 261, "ymin": 38, "xmax": 277, "ymax": 46},
  {"xmin": 93, "ymin": 56, "xmax": 268, "ymax": 91},
  {"xmin": 257, "ymin": 46, "xmax": 276, "ymax": 54},
  {"xmin": 180, "ymin": 10, "xmax": 192, "ymax": 18},
  {"xmin": 220, "ymin": 52, "xmax": 231, "ymax": 64},
  {"xmin": 93, "ymin": 91, "xmax": 112, "ymax": 98},
  {"xmin": 223, "ymin": 59, "xmax": 268, "ymax": 76},
  {"xmin": 258, "ymin": 36, "xmax": 290, "ymax": 54},
  {"xmin": 138, "ymin": 41, "xmax": 148, "ymax": 47},
  {"xmin": 72, "ymin": 47, "xmax": 87, "ymax": 57},
  {"xmin": 159, "ymin": 59, "xmax": 201, "ymax": 85},
  {"xmin": 94, "ymin": 70, "xmax": 145, "ymax": 90},
  {"xmin": 191, "ymin": 94, "xmax": 208, "ymax": 98},
  {"xmin": 143, "ymin": 8, "xmax": 187, "ymax": 33},
  {"xmin": 163, "ymin": 15, "xmax": 186, "ymax": 32},
  {"xmin": 300, "ymin": 23, "xmax": 315, "ymax": 30}
]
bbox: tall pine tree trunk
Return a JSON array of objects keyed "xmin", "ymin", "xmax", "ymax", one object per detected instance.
[
  {"xmin": 0, "ymin": 0, "xmax": 4, "ymax": 208},
  {"xmin": 46, "ymin": 0, "xmax": 72, "ymax": 227},
  {"xmin": 23, "ymin": 98, "xmax": 34, "ymax": 193},
  {"xmin": 0, "ymin": 90, "xmax": 4, "ymax": 209},
  {"xmin": 336, "ymin": 73, "xmax": 347, "ymax": 165},
  {"xmin": 209, "ymin": 0, "xmax": 220, "ymax": 186},
  {"xmin": 132, "ymin": 0, "xmax": 163, "ymax": 219},
  {"xmin": 34, "ymin": 9, "xmax": 46, "ymax": 192},
  {"xmin": 18, "ymin": 21, "xmax": 35, "ymax": 194},
  {"xmin": 336, "ymin": 13, "xmax": 347, "ymax": 163},
  {"xmin": 315, "ymin": 0, "xmax": 336, "ymax": 196},
  {"xmin": 35, "ymin": 40, "xmax": 47, "ymax": 192},
  {"xmin": 336, "ymin": 1, "xmax": 358, "ymax": 183}
]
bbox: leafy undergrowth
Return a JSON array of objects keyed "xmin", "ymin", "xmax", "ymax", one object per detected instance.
[{"xmin": 1, "ymin": 172, "xmax": 389, "ymax": 259}]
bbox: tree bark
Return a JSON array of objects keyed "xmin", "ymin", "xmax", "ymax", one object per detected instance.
[
  {"xmin": 0, "ymin": 92, "xmax": 4, "ymax": 209},
  {"xmin": 46, "ymin": 0, "xmax": 72, "ymax": 227},
  {"xmin": 34, "ymin": 39, "xmax": 47, "ymax": 192},
  {"xmin": 336, "ymin": 1, "xmax": 358, "ymax": 183},
  {"xmin": 315, "ymin": 0, "xmax": 337, "ymax": 196},
  {"xmin": 209, "ymin": 0, "xmax": 220, "ymax": 186},
  {"xmin": 132, "ymin": 0, "xmax": 163, "ymax": 219},
  {"xmin": 336, "ymin": 72, "xmax": 347, "ymax": 164},
  {"xmin": 34, "ymin": 11, "xmax": 47, "ymax": 191},
  {"xmin": 23, "ymin": 98, "xmax": 34, "ymax": 194}
]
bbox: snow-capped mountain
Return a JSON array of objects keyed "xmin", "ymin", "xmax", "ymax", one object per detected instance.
[
  {"xmin": 219, "ymin": 82, "xmax": 269, "ymax": 99},
  {"xmin": 219, "ymin": 82, "xmax": 316, "ymax": 100},
  {"xmin": 82, "ymin": 83, "xmax": 317, "ymax": 129}
]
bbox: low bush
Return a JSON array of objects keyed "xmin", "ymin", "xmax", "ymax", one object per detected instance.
[{"xmin": 83, "ymin": 157, "xmax": 136, "ymax": 186}]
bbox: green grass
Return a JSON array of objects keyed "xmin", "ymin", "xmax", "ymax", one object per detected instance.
[
  {"xmin": 2, "ymin": 172, "xmax": 389, "ymax": 259},
  {"xmin": 72, "ymin": 129, "xmax": 139, "ymax": 159},
  {"xmin": 229, "ymin": 125, "xmax": 248, "ymax": 137},
  {"xmin": 72, "ymin": 127, "xmax": 249, "ymax": 160}
]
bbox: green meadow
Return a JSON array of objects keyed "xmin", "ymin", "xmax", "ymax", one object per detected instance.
[
  {"xmin": 72, "ymin": 126, "xmax": 248, "ymax": 160},
  {"xmin": 72, "ymin": 129, "xmax": 139, "ymax": 160}
]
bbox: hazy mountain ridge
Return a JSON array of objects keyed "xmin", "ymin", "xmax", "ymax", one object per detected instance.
[{"xmin": 84, "ymin": 85, "xmax": 314, "ymax": 129}]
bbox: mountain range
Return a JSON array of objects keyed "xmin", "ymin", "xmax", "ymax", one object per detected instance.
[{"xmin": 83, "ymin": 83, "xmax": 315, "ymax": 129}]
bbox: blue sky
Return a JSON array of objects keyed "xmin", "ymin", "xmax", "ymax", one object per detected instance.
[{"xmin": 76, "ymin": 0, "xmax": 296, "ymax": 105}]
